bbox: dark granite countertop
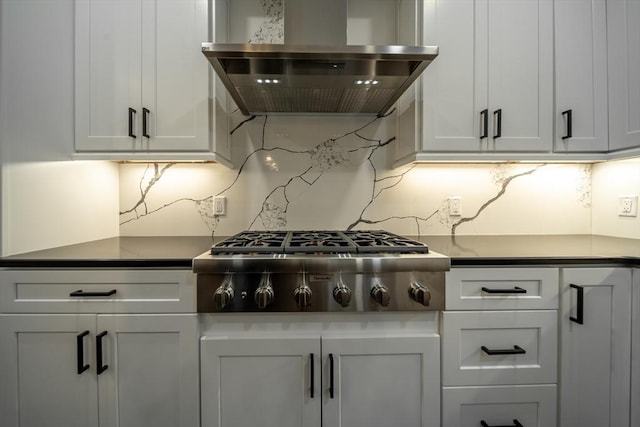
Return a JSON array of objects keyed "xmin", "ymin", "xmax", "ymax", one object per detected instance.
[
  {"xmin": 0, "ymin": 234, "xmax": 638, "ymax": 268},
  {"xmin": 0, "ymin": 236, "xmax": 216, "ymax": 268},
  {"xmin": 417, "ymin": 235, "xmax": 640, "ymax": 266}
]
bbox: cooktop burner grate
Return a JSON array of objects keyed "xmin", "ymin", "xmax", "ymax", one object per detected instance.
[
  {"xmin": 211, "ymin": 230, "xmax": 429, "ymax": 255},
  {"xmin": 210, "ymin": 231, "xmax": 288, "ymax": 253}
]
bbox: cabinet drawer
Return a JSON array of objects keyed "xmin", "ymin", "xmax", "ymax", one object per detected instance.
[
  {"xmin": 442, "ymin": 311, "xmax": 557, "ymax": 386},
  {"xmin": 446, "ymin": 268, "xmax": 559, "ymax": 310},
  {"xmin": 442, "ymin": 385, "xmax": 556, "ymax": 427},
  {"xmin": 0, "ymin": 270, "xmax": 195, "ymax": 313}
]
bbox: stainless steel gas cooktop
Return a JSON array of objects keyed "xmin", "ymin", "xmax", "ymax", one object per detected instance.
[{"xmin": 193, "ymin": 230, "xmax": 450, "ymax": 313}]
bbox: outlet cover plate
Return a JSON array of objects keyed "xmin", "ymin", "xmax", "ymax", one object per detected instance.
[{"xmin": 618, "ymin": 195, "xmax": 638, "ymax": 217}]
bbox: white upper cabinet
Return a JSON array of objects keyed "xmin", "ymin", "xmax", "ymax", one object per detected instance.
[
  {"xmin": 554, "ymin": 0, "xmax": 608, "ymax": 152},
  {"xmin": 74, "ymin": 0, "xmax": 232, "ymax": 163},
  {"xmin": 607, "ymin": 0, "xmax": 640, "ymax": 152},
  {"xmin": 413, "ymin": 0, "xmax": 553, "ymax": 160}
]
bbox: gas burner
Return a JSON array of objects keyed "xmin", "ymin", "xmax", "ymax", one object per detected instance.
[
  {"xmin": 344, "ymin": 230, "xmax": 429, "ymax": 254},
  {"xmin": 286, "ymin": 230, "xmax": 355, "ymax": 253},
  {"xmin": 211, "ymin": 230, "xmax": 429, "ymax": 255},
  {"xmin": 210, "ymin": 231, "xmax": 288, "ymax": 254}
]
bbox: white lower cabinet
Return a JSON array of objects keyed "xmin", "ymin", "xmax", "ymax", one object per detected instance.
[
  {"xmin": 200, "ymin": 334, "xmax": 441, "ymax": 427},
  {"xmin": 559, "ymin": 267, "xmax": 632, "ymax": 427},
  {"xmin": 0, "ymin": 269, "xmax": 199, "ymax": 427},
  {"xmin": 442, "ymin": 385, "xmax": 557, "ymax": 427},
  {"xmin": 633, "ymin": 268, "xmax": 640, "ymax": 427},
  {"xmin": 442, "ymin": 267, "xmax": 558, "ymax": 427},
  {"xmin": 0, "ymin": 315, "xmax": 98, "ymax": 427},
  {"xmin": 0, "ymin": 314, "xmax": 199, "ymax": 427}
]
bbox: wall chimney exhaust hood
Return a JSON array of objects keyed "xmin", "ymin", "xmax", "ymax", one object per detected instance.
[{"xmin": 202, "ymin": 0, "xmax": 438, "ymax": 117}]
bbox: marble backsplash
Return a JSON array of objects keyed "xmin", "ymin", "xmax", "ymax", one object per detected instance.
[
  {"xmin": 117, "ymin": 0, "xmax": 602, "ymax": 238},
  {"xmin": 119, "ymin": 113, "xmax": 593, "ymax": 237}
]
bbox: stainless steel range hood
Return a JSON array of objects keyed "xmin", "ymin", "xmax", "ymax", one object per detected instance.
[{"xmin": 202, "ymin": 0, "xmax": 438, "ymax": 117}]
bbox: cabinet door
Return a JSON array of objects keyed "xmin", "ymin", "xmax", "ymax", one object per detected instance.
[
  {"xmin": 322, "ymin": 335, "xmax": 440, "ymax": 427},
  {"xmin": 554, "ymin": 0, "xmax": 608, "ymax": 152},
  {"xmin": 421, "ymin": 0, "xmax": 552, "ymax": 155},
  {"xmin": 75, "ymin": 0, "xmax": 143, "ymax": 151},
  {"xmin": 607, "ymin": 0, "xmax": 640, "ymax": 151},
  {"xmin": 140, "ymin": 0, "xmax": 210, "ymax": 151},
  {"xmin": 487, "ymin": 0, "xmax": 553, "ymax": 152},
  {"xmin": 560, "ymin": 268, "xmax": 632, "ymax": 427},
  {"xmin": 200, "ymin": 336, "xmax": 322, "ymax": 427},
  {"xmin": 97, "ymin": 314, "xmax": 199, "ymax": 427},
  {"xmin": 421, "ymin": 0, "xmax": 488, "ymax": 152},
  {"xmin": 0, "ymin": 314, "xmax": 98, "ymax": 427},
  {"xmin": 632, "ymin": 268, "xmax": 640, "ymax": 427}
]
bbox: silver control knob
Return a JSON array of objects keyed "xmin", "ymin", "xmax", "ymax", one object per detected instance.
[
  {"xmin": 294, "ymin": 283, "xmax": 312, "ymax": 309},
  {"xmin": 213, "ymin": 274, "xmax": 235, "ymax": 310},
  {"xmin": 370, "ymin": 281, "xmax": 391, "ymax": 307},
  {"xmin": 332, "ymin": 276, "xmax": 352, "ymax": 307},
  {"xmin": 254, "ymin": 272, "xmax": 274, "ymax": 309},
  {"xmin": 409, "ymin": 281, "xmax": 431, "ymax": 307},
  {"xmin": 294, "ymin": 273, "xmax": 312, "ymax": 309}
]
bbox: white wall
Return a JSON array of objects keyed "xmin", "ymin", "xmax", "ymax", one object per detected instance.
[
  {"xmin": 592, "ymin": 158, "xmax": 640, "ymax": 239},
  {"xmin": 0, "ymin": 0, "xmax": 119, "ymax": 256}
]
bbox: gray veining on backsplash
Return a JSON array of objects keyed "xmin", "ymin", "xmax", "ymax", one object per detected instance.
[
  {"xmin": 449, "ymin": 165, "xmax": 544, "ymax": 235},
  {"xmin": 119, "ymin": 112, "xmax": 592, "ymax": 237}
]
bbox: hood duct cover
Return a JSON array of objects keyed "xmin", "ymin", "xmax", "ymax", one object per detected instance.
[{"xmin": 202, "ymin": 43, "xmax": 438, "ymax": 116}]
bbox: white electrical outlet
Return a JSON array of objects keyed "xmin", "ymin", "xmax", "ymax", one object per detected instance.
[
  {"xmin": 448, "ymin": 196, "xmax": 462, "ymax": 216},
  {"xmin": 618, "ymin": 195, "xmax": 638, "ymax": 217},
  {"xmin": 213, "ymin": 196, "xmax": 226, "ymax": 216}
]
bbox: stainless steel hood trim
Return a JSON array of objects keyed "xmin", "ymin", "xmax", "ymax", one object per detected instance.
[{"xmin": 202, "ymin": 43, "xmax": 438, "ymax": 116}]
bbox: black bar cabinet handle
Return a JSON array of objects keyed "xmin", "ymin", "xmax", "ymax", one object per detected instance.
[
  {"xmin": 128, "ymin": 108, "xmax": 136, "ymax": 138},
  {"xmin": 493, "ymin": 109, "xmax": 502, "ymax": 139},
  {"xmin": 480, "ymin": 109, "xmax": 489, "ymax": 139},
  {"xmin": 76, "ymin": 330, "xmax": 90, "ymax": 374},
  {"xmin": 329, "ymin": 353, "xmax": 335, "ymax": 399},
  {"xmin": 70, "ymin": 289, "xmax": 117, "ymax": 297},
  {"xmin": 142, "ymin": 107, "xmax": 150, "ymax": 138},
  {"xmin": 562, "ymin": 109, "xmax": 572, "ymax": 140},
  {"xmin": 96, "ymin": 331, "xmax": 108, "ymax": 375},
  {"xmin": 481, "ymin": 286, "xmax": 527, "ymax": 294},
  {"xmin": 481, "ymin": 345, "xmax": 526, "ymax": 356},
  {"xmin": 480, "ymin": 420, "xmax": 523, "ymax": 427},
  {"xmin": 309, "ymin": 353, "xmax": 315, "ymax": 398},
  {"xmin": 570, "ymin": 283, "xmax": 584, "ymax": 324}
]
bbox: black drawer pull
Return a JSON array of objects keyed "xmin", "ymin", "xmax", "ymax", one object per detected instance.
[
  {"xmin": 480, "ymin": 109, "xmax": 489, "ymax": 139},
  {"xmin": 76, "ymin": 330, "xmax": 90, "ymax": 374},
  {"xmin": 70, "ymin": 289, "xmax": 117, "ymax": 297},
  {"xmin": 96, "ymin": 331, "xmax": 108, "ymax": 375},
  {"xmin": 570, "ymin": 283, "xmax": 584, "ymax": 324},
  {"xmin": 142, "ymin": 107, "xmax": 150, "ymax": 138},
  {"xmin": 481, "ymin": 286, "xmax": 527, "ymax": 294},
  {"xmin": 481, "ymin": 420, "xmax": 523, "ymax": 427},
  {"xmin": 128, "ymin": 107, "xmax": 136, "ymax": 138},
  {"xmin": 493, "ymin": 108, "xmax": 502, "ymax": 139},
  {"xmin": 481, "ymin": 345, "xmax": 526, "ymax": 356},
  {"xmin": 310, "ymin": 353, "xmax": 315, "ymax": 398},
  {"xmin": 561, "ymin": 109, "xmax": 572, "ymax": 139},
  {"xmin": 329, "ymin": 353, "xmax": 335, "ymax": 399}
]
